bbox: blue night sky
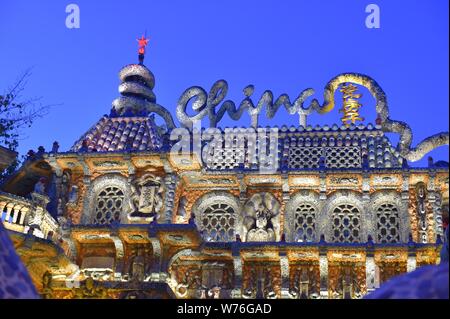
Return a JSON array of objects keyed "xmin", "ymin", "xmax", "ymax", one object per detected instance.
[{"xmin": 0, "ymin": 0, "xmax": 448, "ymax": 166}]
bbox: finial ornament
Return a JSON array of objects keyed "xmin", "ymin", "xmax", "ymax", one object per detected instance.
[
  {"xmin": 339, "ymin": 83, "xmax": 364, "ymax": 127},
  {"xmin": 137, "ymin": 34, "xmax": 150, "ymax": 64}
]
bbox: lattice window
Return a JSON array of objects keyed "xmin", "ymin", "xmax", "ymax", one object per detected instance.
[
  {"xmin": 325, "ymin": 147, "xmax": 361, "ymax": 168},
  {"xmin": 294, "ymin": 203, "xmax": 316, "ymax": 242},
  {"xmin": 205, "ymin": 147, "xmax": 245, "ymax": 170},
  {"xmin": 94, "ymin": 186, "xmax": 125, "ymax": 224},
  {"xmin": 199, "ymin": 203, "xmax": 236, "ymax": 242},
  {"xmin": 331, "ymin": 204, "xmax": 361, "ymax": 243},
  {"xmin": 376, "ymin": 203, "xmax": 400, "ymax": 243},
  {"xmin": 288, "ymin": 147, "xmax": 322, "ymax": 169}
]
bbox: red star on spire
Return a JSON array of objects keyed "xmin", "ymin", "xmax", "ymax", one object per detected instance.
[{"xmin": 137, "ymin": 35, "xmax": 150, "ymax": 64}]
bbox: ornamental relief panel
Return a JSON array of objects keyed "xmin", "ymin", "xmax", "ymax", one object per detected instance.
[
  {"xmin": 288, "ymin": 175, "xmax": 320, "ymax": 188},
  {"xmin": 128, "ymin": 173, "xmax": 164, "ymax": 223},
  {"xmin": 408, "ymin": 183, "xmax": 435, "ymax": 243},
  {"xmin": 169, "ymin": 254, "xmax": 234, "ymax": 299},
  {"xmin": 327, "ymin": 175, "xmax": 362, "ymax": 189},
  {"xmin": 242, "ymin": 263, "xmax": 281, "ymax": 299},
  {"xmin": 328, "ymin": 263, "xmax": 366, "ymax": 299},
  {"xmin": 242, "ymin": 192, "xmax": 281, "ymax": 242},
  {"xmin": 370, "ymin": 174, "xmax": 402, "ymax": 189},
  {"xmin": 288, "ymin": 262, "xmax": 320, "ymax": 299}
]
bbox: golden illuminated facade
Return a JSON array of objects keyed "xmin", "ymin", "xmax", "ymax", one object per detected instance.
[{"xmin": 0, "ymin": 52, "xmax": 448, "ymax": 299}]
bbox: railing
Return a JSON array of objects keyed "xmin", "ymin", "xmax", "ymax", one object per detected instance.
[{"xmin": 0, "ymin": 191, "xmax": 59, "ymax": 241}]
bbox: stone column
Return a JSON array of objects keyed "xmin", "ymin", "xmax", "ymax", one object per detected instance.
[
  {"xmin": 365, "ymin": 251, "xmax": 376, "ymax": 293},
  {"xmin": 407, "ymin": 250, "xmax": 417, "ymax": 273},
  {"xmin": 149, "ymin": 238, "xmax": 162, "ymax": 274},
  {"xmin": 237, "ymin": 173, "xmax": 247, "ymax": 205},
  {"xmin": 19, "ymin": 207, "xmax": 28, "ymax": 225},
  {"xmin": 79, "ymin": 157, "xmax": 92, "ymax": 224},
  {"xmin": 401, "ymin": 172, "xmax": 411, "ymax": 242},
  {"xmin": 319, "ymin": 172, "xmax": 327, "ymax": 200},
  {"xmin": 231, "ymin": 246, "xmax": 242, "ymax": 299},
  {"xmin": 5, "ymin": 203, "xmax": 13, "ymax": 222},
  {"xmin": 12, "ymin": 206, "xmax": 20, "ymax": 224},
  {"xmin": 279, "ymin": 252, "xmax": 290, "ymax": 298},
  {"xmin": 319, "ymin": 248, "xmax": 328, "ymax": 299},
  {"xmin": 0, "ymin": 202, "xmax": 6, "ymax": 220},
  {"xmin": 110, "ymin": 230, "xmax": 125, "ymax": 278}
]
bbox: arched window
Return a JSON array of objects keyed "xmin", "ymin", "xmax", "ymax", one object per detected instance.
[
  {"xmin": 376, "ymin": 203, "xmax": 400, "ymax": 243},
  {"xmin": 199, "ymin": 202, "xmax": 236, "ymax": 242},
  {"xmin": 294, "ymin": 203, "xmax": 316, "ymax": 242},
  {"xmin": 94, "ymin": 186, "xmax": 125, "ymax": 224},
  {"xmin": 331, "ymin": 204, "xmax": 361, "ymax": 243}
]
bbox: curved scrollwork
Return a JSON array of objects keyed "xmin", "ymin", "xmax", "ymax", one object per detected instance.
[
  {"xmin": 176, "ymin": 73, "xmax": 448, "ymax": 161},
  {"xmin": 176, "ymin": 80, "xmax": 315, "ymax": 129},
  {"xmin": 314, "ymin": 73, "xmax": 449, "ymax": 162}
]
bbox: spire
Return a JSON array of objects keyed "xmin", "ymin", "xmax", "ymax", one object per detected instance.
[
  {"xmin": 111, "ymin": 63, "xmax": 156, "ymax": 117},
  {"xmin": 108, "ymin": 37, "xmax": 176, "ymax": 130},
  {"xmin": 110, "ymin": 35, "xmax": 157, "ymax": 117}
]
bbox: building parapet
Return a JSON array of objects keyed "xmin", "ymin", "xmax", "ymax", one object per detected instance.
[{"xmin": 0, "ymin": 191, "xmax": 59, "ymax": 241}]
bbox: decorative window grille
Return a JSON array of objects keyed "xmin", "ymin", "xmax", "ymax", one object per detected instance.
[
  {"xmin": 94, "ymin": 186, "xmax": 124, "ymax": 224},
  {"xmin": 287, "ymin": 146, "xmax": 361, "ymax": 169},
  {"xmin": 199, "ymin": 203, "xmax": 236, "ymax": 242},
  {"xmin": 376, "ymin": 203, "xmax": 400, "ymax": 243},
  {"xmin": 331, "ymin": 204, "xmax": 361, "ymax": 243},
  {"xmin": 205, "ymin": 147, "xmax": 245, "ymax": 170},
  {"xmin": 325, "ymin": 147, "xmax": 361, "ymax": 168},
  {"xmin": 288, "ymin": 147, "xmax": 322, "ymax": 169},
  {"xmin": 294, "ymin": 203, "xmax": 316, "ymax": 242}
]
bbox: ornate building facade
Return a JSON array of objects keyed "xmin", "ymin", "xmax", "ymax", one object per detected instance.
[{"xmin": 0, "ymin": 46, "xmax": 449, "ymax": 299}]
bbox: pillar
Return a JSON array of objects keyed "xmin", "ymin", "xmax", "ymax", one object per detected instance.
[
  {"xmin": 12, "ymin": 206, "xmax": 21, "ymax": 224},
  {"xmin": 365, "ymin": 254, "xmax": 376, "ymax": 293},
  {"xmin": 407, "ymin": 253, "xmax": 417, "ymax": 273},
  {"xmin": 19, "ymin": 208, "xmax": 28, "ymax": 225},
  {"xmin": 0, "ymin": 202, "xmax": 7, "ymax": 220},
  {"xmin": 279, "ymin": 253, "xmax": 290, "ymax": 298},
  {"xmin": 5, "ymin": 204, "xmax": 13, "ymax": 222},
  {"xmin": 319, "ymin": 249, "xmax": 328, "ymax": 299},
  {"xmin": 231, "ymin": 247, "xmax": 242, "ymax": 299}
]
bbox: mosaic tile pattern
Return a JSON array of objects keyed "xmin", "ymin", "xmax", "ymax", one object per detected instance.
[
  {"xmin": 71, "ymin": 116, "xmax": 162, "ymax": 152},
  {"xmin": 0, "ymin": 223, "xmax": 39, "ymax": 299}
]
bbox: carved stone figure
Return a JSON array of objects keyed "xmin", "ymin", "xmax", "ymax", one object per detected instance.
[
  {"xmin": 55, "ymin": 171, "xmax": 72, "ymax": 216},
  {"xmin": 243, "ymin": 193, "xmax": 281, "ymax": 242},
  {"xmin": 129, "ymin": 173, "xmax": 164, "ymax": 221}
]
